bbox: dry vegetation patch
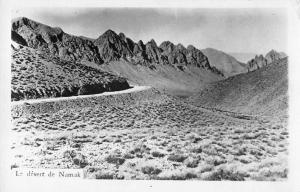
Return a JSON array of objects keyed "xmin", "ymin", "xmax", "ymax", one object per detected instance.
[{"xmin": 11, "ymin": 88, "xmax": 288, "ymax": 180}]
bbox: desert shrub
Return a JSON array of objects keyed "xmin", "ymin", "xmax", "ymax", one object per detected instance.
[
  {"xmin": 151, "ymin": 151, "xmax": 165, "ymax": 158},
  {"xmin": 185, "ymin": 172, "xmax": 197, "ymax": 179},
  {"xmin": 167, "ymin": 154, "xmax": 187, "ymax": 162},
  {"xmin": 105, "ymin": 154, "xmax": 125, "ymax": 165},
  {"xmin": 191, "ymin": 146, "xmax": 202, "ymax": 153},
  {"xmin": 123, "ymin": 153, "xmax": 135, "ymax": 159},
  {"xmin": 141, "ymin": 166, "xmax": 162, "ymax": 175},
  {"xmin": 204, "ymin": 169, "xmax": 246, "ymax": 181},
  {"xmin": 63, "ymin": 150, "xmax": 77, "ymax": 159},
  {"xmin": 185, "ymin": 158, "xmax": 199, "ymax": 168},
  {"xmin": 151, "ymin": 136, "xmax": 157, "ymax": 140},
  {"xmin": 73, "ymin": 154, "xmax": 88, "ymax": 168},
  {"xmin": 253, "ymin": 166, "xmax": 288, "ymax": 181},
  {"xmin": 157, "ymin": 170, "xmax": 197, "ymax": 180}
]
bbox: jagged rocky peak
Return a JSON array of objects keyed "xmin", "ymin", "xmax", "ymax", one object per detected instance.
[
  {"xmin": 94, "ymin": 29, "xmax": 134, "ymax": 62},
  {"xmin": 98, "ymin": 29, "xmax": 119, "ymax": 41},
  {"xmin": 138, "ymin": 40, "xmax": 145, "ymax": 47},
  {"xmin": 11, "ymin": 17, "xmax": 102, "ymax": 64},
  {"xmin": 187, "ymin": 45, "xmax": 196, "ymax": 51},
  {"xmin": 159, "ymin": 41, "xmax": 175, "ymax": 53},
  {"xmin": 145, "ymin": 39, "xmax": 164, "ymax": 64},
  {"xmin": 246, "ymin": 49, "xmax": 287, "ymax": 72},
  {"xmin": 12, "ymin": 17, "xmax": 37, "ymax": 30},
  {"xmin": 159, "ymin": 41, "xmax": 212, "ymax": 70},
  {"xmin": 103, "ymin": 29, "xmax": 117, "ymax": 36},
  {"xmin": 147, "ymin": 39, "xmax": 158, "ymax": 46},
  {"xmin": 176, "ymin": 43, "xmax": 186, "ymax": 51},
  {"xmin": 119, "ymin": 32, "xmax": 126, "ymax": 40},
  {"xmin": 11, "ymin": 17, "xmax": 224, "ymax": 77},
  {"xmin": 265, "ymin": 49, "xmax": 286, "ymax": 64},
  {"xmin": 12, "ymin": 17, "xmax": 64, "ymax": 44},
  {"xmin": 247, "ymin": 54, "xmax": 267, "ymax": 71}
]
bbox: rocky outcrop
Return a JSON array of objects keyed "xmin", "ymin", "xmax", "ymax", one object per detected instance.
[
  {"xmin": 265, "ymin": 49, "xmax": 287, "ymax": 64},
  {"xmin": 92, "ymin": 28, "xmax": 223, "ymax": 75},
  {"xmin": 11, "ymin": 30, "xmax": 28, "ymax": 46},
  {"xmin": 93, "ymin": 30, "xmax": 133, "ymax": 62},
  {"xmin": 158, "ymin": 42, "xmax": 222, "ymax": 74},
  {"xmin": 246, "ymin": 50, "xmax": 287, "ymax": 72},
  {"xmin": 247, "ymin": 55, "xmax": 268, "ymax": 71},
  {"xmin": 12, "ymin": 17, "xmax": 103, "ymax": 64}
]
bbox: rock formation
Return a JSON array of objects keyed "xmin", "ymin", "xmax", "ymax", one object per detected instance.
[{"xmin": 246, "ymin": 50, "xmax": 287, "ymax": 72}]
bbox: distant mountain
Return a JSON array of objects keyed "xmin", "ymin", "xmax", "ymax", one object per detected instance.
[
  {"xmin": 228, "ymin": 52, "xmax": 257, "ymax": 63},
  {"xmin": 201, "ymin": 48, "xmax": 248, "ymax": 77},
  {"xmin": 189, "ymin": 57, "xmax": 288, "ymax": 116},
  {"xmin": 246, "ymin": 49, "xmax": 287, "ymax": 72}
]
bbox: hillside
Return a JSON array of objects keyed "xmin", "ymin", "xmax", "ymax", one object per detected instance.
[
  {"xmin": 95, "ymin": 60, "xmax": 223, "ymax": 96},
  {"xmin": 201, "ymin": 48, "xmax": 248, "ymax": 77},
  {"xmin": 189, "ymin": 57, "xmax": 288, "ymax": 117},
  {"xmin": 11, "ymin": 44, "xmax": 130, "ymax": 101}
]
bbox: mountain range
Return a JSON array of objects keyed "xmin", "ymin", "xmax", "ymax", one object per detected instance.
[
  {"xmin": 11, "ymin": 17, "xmax": 287, "ymax": 98},
  {"xmin": 11, "ymin": 17, "xmax": 222, "ymax": 74}
]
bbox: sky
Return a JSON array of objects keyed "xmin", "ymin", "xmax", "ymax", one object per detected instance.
[{"xmin": 11, "ymin": 8, "xmax": 287, "ymax": 54}]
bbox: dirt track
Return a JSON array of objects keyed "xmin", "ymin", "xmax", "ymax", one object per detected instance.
[{"xmin": 11, "ymin": 85, "xmax": 151, "ymax": 106}]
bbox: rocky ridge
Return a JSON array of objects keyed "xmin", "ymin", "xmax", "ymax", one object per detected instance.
[
  {"xmin": 12, "ymin": 17, "xmax": 223, "ymax": 76},
  {"xmin": 246, "ymin": 49, "xmax": 287, "ymax": 72}
]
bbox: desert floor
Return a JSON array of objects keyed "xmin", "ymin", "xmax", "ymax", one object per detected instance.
[{"xmin": 10, "ymin": 88, "xmax": 288, "ymax": 180}]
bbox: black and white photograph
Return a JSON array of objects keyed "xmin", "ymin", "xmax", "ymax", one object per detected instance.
[{"xmin": 1, "ymin": 0, "xmax": 300, "ymax": 191}]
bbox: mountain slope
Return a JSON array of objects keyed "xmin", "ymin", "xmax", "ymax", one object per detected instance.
[
  {"xmin": 11, "ymin": 44, "xmax": 130, "ymax": 101},
  {"xmin": 96, "ymin": 60, "xmax": 223, "ymax": 96},
  {"xmin": 201, "ymin": 48, "xmax": 248, "ymax": 77},
  {"xmin": 189, "ymin": 57, "xmax": 288, "ymax": 116}
]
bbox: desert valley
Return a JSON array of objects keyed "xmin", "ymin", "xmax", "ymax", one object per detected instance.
[{"xmin": 10, "ymin": 16, "xmax": 288, "ymax": 180}]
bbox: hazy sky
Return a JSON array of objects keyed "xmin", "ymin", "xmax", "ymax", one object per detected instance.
[{"xmin": 12, "ymin": 8, "xmax": 287, "ymax": 54}]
